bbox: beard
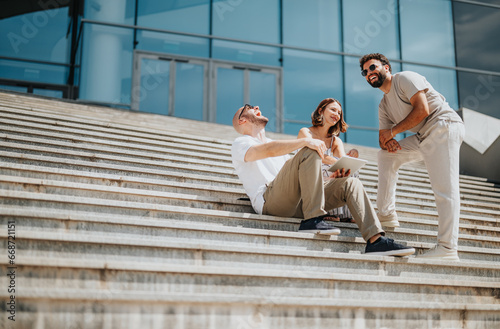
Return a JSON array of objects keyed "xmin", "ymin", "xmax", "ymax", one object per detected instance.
[
  {"xmin": 247, "ymin": 114, "xmax": 269, "ymax": 127},
  {"xmin": 368, "ymin": 70, "xmax": 387, "ymax": 88}
]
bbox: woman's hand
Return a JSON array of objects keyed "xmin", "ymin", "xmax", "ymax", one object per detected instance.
[
  {"xmin": 329, "ymin": 168, "xmax": 351, "ymax": 179},
  {"xmin": 346, "ymin": 149, "xmax": 359, "ymax": 158}
]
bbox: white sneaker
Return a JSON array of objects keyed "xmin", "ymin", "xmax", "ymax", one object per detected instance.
[
  {"xmin": 377, "ymin": 212, "xmax": 400, "ymax": 228},
  {"xmin": 418, "ymin": 244, "xmax": 460, "ymax": 261}
]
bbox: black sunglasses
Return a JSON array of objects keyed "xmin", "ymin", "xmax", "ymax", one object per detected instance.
[
  {"xmin": 361, "ymin": 64, "xmax": 378, "ymax": 77},
  {"xmin": 238, "ymin": 104, "xmax": 254, "ymax": 120}
]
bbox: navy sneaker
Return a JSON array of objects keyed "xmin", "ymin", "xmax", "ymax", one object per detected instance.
[
  {"xmin": 298, "ymin": 216, "xmax": 341, "ymax": 235},
  {"xmin": 365, "ymin": 236, "xmax": 415, "ymax": 257}
]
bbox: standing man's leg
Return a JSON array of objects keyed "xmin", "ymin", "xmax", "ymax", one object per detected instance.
[
  {"xmin": 419, "ymin": 121, "xmax": 465, "ymax": 259},
  {"xmin": 377, "ymin": 135, "xmax": 422, "ymax": 227}
]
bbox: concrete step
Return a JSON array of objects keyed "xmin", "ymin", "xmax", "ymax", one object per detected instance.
[
  {"xmin": 2, "ymin": 203, "xmax": 500, "ymax": 263},
  {"xmin": 2, "ymin": 134, "xmax": 500, "ymax": 206},
  {"xmin": 3, "ymin": 160, "xmax": 499, "ymax": 217},
  {"xmin": 2, "ymin": 217, "xmax": 500, "ymax": 276},
  {"xmin": 1, "ymin": 173, "xmax": 498, "ymax": 235},
  {"xmin": 2, "ymin": 259, "xmax": 499, "ymax": 305},
  {"xmin": 3, "ymin": 288, "xmax": 500, "ymax": 329},
  {"xmin": 1, "ymin": 105, "xmax": 497, "ymax": 192}
]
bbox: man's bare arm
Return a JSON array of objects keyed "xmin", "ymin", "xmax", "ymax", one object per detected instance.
[
  {"xmin": 379, "ymin": 90, "xmax": 430, "ymax": 147},
  {"xmin": 245, "ymin": 138, "xmax": 326, "ymax": 162}
]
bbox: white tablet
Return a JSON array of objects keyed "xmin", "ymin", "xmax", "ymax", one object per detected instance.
[{"xmin": 328, "ymin": 156, "xmax": 367, "ymax": 174}]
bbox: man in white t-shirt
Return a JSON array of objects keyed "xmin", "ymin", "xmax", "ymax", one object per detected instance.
[
  {"xmin": 231, "ymin": 104, "xmax": 415, "ymax": 257},
  {"xmin": 360, "ymin": 53, "xmax": 465, "ymax": 261}
]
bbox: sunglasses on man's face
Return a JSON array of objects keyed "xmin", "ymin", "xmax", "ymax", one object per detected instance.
[
  {"xmin": 361, "ymin": 64, "xmax": 378, "ymax": 77},
  {"xmin": 238, "ymin": 104, "xmax": 254, "ymax": 120}
]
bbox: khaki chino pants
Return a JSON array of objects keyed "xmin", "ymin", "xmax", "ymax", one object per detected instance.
[{"xmin": 262, "ymin": 148, "xmax": 382, "ymax": 241}]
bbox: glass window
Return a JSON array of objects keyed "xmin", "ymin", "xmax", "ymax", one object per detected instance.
[
  {"xmin": 458, "ymin": 71, "xmax": 500, "ymax": 120},
  {"xmin": 33, "ymin": 89, "xmax": 64, "ymax": 98},
  {"xmin": 137, "ymin": 58, "xmax": 170, "ymax": 115},
  {"xmin": 0, "ymin": 6, "xmax": 71, "ymax": 63},
  {"xmin": 402, "ymin": 64, "xmax": 459, "ymax": 111},
  {"xmin": 0, "ymin": 85, "xmax": 27, "ymax": 93},
  {"xmin": 137, "ymin": 0, "xmax": 209, "ymax": 34},
  {"xmin": 342, "ymin": 0, "xmax": 400, "ymax": 58},
  {"xmin": 84, "ymin": 0, "xmax": 136, "ymax": 25},
  {"xmin": 212, "ymin": 40, "xmax": 280, "ymax": 66},
  {"xmin": 174, "ymin": 62, "xmax": 205, "ymax": 121},
  {"xmin": 282, "ymin": 49, "xmax": 343, "ymax": 135},
  {"xmin": 212, "ymin": 0, "xmax": 279, "ymax": 44},
  {"xmin": 346, "ymin": 128, "xmax": 379, "ymax": 148},
  {"xmin": 79, "ymin": 24, "xmax": 134, "ymax": 105},
  {"xmin": 453, "ymin": 2, "xmax": 500, "ymax": 72},
  {"xmin": 136, "ymin": 31, "xmax": 209, "ymax": 58},
  {"xmin": 283, "ymin": 0, "xmax": 341, "ymax": 51},
  {"xmin": 215, "ymin": 67, "xmax": 244, "ymax": 126},
  {"xmin": 400, "ymin": 0, "xmax": 455, "ymax": 66},
  {"xmin": 0, "ymin": 59, "xmax": 69, "ymax": 85}
]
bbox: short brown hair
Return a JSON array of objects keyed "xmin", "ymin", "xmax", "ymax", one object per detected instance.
[
  {"xmin": 359, "ymin": 53, "xmax": 392, "ymax": 73},
  {"xmin": 311, "ymin": 98, "xmax": 348, "ymax": 136}
]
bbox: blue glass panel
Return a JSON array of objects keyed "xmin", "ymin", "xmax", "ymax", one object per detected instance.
[
  {"xmin": 402, "ymin": 64, "xmax": 459, "ymax": 111},
  {"xmin": 174, "ymin": 62, "xmax": 204, "ymax": 120},
  {"xmin": 400, "ymin": 0, "xmax": 455, "ymax": 66},
  {"xmin": 33, "ymin": 89, "xmax": 63, "ymax": 98},
  {"xmin": 283, "ymin": 0, "xmax": 341, "ymax": 51},
  {"xmin": 137, "ymin": 0, "xmax": 209, "ymax": 34},
  {"xmin": 0, "ymin": 59, "xmax": 69, "ymax": 85},
  {"xmin": 0, "ymin": 85, "xmax": 27, "ymax": 93},
  {"xmin": 0, "ymin": 7, "xmax": 71, "ymax": 63},
  {"xmin": 215, "ymin": 68, "xmax": 244, "ymax": 126},
  {"xmin": 212, "ymin": 40, "xmax": 280, "ymax": 66},
  {"xmin": 79, "ymin": 24, "xmax": 134, "ymax": 105},
  {"xmin": 342, "ymin": 0, "xmax": 400, "ymax": 58},
  {"xmin": 345, "ymin": 128, "xmax": 379, "ymax": 148},
  {"xmin": 137, "ymin": 58, "xmax": 170, "ymax": 115},
  {"xmin": 283, "ymin": 49, "xmax": 343, "ymax": 136},
  {"xmin": 250, "ymin": 71, "xmax": 277, "ymax": 132},
  {"xmin": 458, "ymin": 72, "xmax": 500, "ymax": 120},
  {"xmin": 84, "ymin": 0, "xmax": 136, "ymax": 25},
  {"xmin": 212, "ymin": 0, "xmax": 279, "ymax": 43},
  {"xmin": 284, "ymin": 121, "xmax": 309, "ymax": 137},
  {"xmin": 453, "ymin": 2, "xmax": 500, "ymax": 72},
  {"xmin": 343, "ymin": 56, "xmax": 402, "ymax": 129},
  {"xmin": 136, "ymin": 31, "xmax": 209, "ymax": 58}
]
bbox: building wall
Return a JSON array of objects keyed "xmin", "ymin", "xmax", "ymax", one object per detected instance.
[{"xmin": 1, "ymin": 0, "xmax": 499, "ymax": 150}]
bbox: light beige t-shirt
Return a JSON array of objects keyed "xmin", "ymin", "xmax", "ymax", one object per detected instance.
[{"xmin": 379, "ymin": 71, "xmax": 462, "ymax": 137}]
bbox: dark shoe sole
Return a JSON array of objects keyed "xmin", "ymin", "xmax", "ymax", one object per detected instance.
[{"xmin": 365, "ymin": 247, "xmax": 415, "ymax": 257}]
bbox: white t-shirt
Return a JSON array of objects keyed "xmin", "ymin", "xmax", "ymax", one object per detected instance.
[
  {"xmin": 231, "ymin": 135, "xmax": 290, "ymax": 214},
  {"xmin": 379, "ymin": 71, "xmax": 462, "ymax": 136}
]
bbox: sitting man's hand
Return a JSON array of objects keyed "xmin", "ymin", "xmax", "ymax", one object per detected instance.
[
  {"xmin": 304, "ymin": 138, "xmax": 327, "ymax": 159},
  {"xmin": 329, "ymin": 168, "xmax": 351, "ymax": 179},
  {"xmin": 386, "ymin": 139, "xmax": 402, "ymax": 153}
]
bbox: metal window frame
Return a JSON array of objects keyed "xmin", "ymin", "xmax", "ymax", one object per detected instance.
[{"xmin": 132, "ymin": 50, "xmax": 284, "ymax": 132}]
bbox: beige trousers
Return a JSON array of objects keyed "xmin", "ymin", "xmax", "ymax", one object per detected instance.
[{"xmin": 262, "ymin": 148, "xmax": 383, "ymax": 241}]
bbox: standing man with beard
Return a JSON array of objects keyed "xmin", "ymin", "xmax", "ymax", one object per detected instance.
[
  {"xmin": 359, "ymin": 53, "xmax": 465, "ymax": 261},
  {"xmin": 230, "ymin": 103, "xmax": 415, "ymax": 257}
]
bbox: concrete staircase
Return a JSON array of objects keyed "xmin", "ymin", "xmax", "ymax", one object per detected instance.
[{"xmin": 0, "ymin": 91, "xmax": 499, "ymax": 329}]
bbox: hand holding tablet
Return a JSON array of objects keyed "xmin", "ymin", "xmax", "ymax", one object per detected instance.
[{"xmin": 328, "ymin": 156, "xmax": 367, "ymax": 175}]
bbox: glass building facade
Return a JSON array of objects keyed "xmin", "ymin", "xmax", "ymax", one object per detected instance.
[{"xmin": 1, "ymin": 0, "xmax": 500, "ymax": 148}]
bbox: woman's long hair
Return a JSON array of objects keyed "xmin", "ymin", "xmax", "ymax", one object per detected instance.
[{"xmin": 311, "ymin": 98, "xmax": 349, "ymax": 137}]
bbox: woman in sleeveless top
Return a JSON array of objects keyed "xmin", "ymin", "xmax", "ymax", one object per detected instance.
[{"xmin": 297, "ymin": 98, "xmax": 359, "ymax": 222}]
